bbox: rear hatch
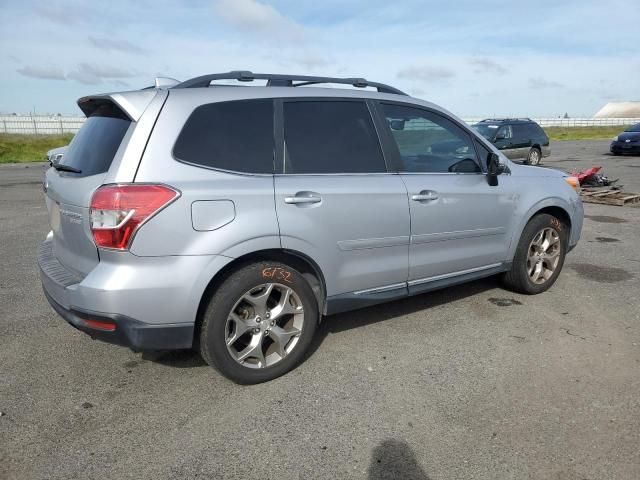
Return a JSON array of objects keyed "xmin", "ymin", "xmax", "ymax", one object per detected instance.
[{"xmin": 44, "ymin": 100, "xmax": 133, "ymax": 277}]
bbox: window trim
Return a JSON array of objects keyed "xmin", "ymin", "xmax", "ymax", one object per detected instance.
[
  {"xmin": 171, "ymin": 98, "xmax": 276, "ymax": 176},
  {"xmin": 372, "ymin": 100, "xmax": 486, "ymax": 175},
  {"xmin": 275, "ymin": 97, "xmax": 392, "ymax": 176}
]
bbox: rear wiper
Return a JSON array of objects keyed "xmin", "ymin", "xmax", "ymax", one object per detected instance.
[{"xmin": 51, "ymin": 161, "xmax": 82, "ymax": 174}]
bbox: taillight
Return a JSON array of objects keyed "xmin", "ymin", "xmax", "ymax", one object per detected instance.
[{"xmin": 90, "ymin": 184, "xmax": 180, "ymax": 250}]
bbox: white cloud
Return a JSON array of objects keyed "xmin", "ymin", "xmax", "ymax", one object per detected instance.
[
  {"xmin": 67, "ymin": 63, "xmax": 138, "ymax": 85},
  {"xmin": 470, "ymin": 57, "xmax": 507, "ymax": 75},
  {"xmin": 89, "ymin": 36, "xmax": 147, "ymax": 55},
  {"xmin": 213, "ymin": 0, "xmax": 305, "ymax": 41},
  {"xmin": 397, "ymin": 65, "xmax": 455, "ymax": 83},
  {"xmin": 528, "ymin": 77, "xmax": 563, "ymax": 89},
  {"xmin": 17, "ymin": 65, "xmax": 66, "ymax": 80}
]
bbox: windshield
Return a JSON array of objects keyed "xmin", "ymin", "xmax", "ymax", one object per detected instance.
[
  {"xmin": 625, "ymin": 123, "xmax": 640, "ymax": 132},
  {"xmin": 473, "ymin": 123, "xmax": 500, "ymax": 140}
]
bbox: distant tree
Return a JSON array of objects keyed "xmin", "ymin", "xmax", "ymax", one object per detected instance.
[{"xmin": 563, "ymin": 112, "xmax": 569, "ymax": 118}]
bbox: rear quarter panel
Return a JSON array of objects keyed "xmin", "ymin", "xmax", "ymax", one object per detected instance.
[{"xmin": 129, "ymin": 90, "xmax": 280, "ymax": 257}]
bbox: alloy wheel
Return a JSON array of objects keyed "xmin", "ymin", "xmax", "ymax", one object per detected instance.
[
  {"xmin": 225, "ymin": 283, "xmax": 304, "ymax": 369},
  {"xmin": 527, "ymin": 227, "xmax": 561, "ymax": 284},
  {"xmin": 529, "ymin": 149, "xmax": 541, "ymax": 165}
]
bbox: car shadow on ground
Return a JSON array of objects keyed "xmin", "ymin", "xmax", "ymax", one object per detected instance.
[
  {"xmin": 307, "ymin": 277, "xmax": 500, "ymax": 359},
  {"xmin": 144, "ymin": 277, "xmax": 499, "ymax": 370},
  {"xmin": 368, "ymin": 439, "xmax": 432, "ymax": 480}
]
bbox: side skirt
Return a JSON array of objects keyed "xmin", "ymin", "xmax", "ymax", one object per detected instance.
[{"xmin": 324, "ymin": 263, "xmax": 510, "ymax": 316}]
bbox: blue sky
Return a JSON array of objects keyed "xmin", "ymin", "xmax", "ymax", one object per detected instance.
[{"xmin": 0, "ymin": 0, "xmax": 638, "ymax": 116}]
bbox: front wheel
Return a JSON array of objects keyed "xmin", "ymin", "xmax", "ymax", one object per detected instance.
[
  {"xmin": 199, "ymin": 262, "xmax": 318, "ymax": 384},
  {"xmin": 502, "ymin": 213, "xmax": 568, "ymax": 294}
]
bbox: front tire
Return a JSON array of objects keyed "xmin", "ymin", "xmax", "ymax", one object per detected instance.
[
  {"xmin": 502, "ymin": 213, "xmax": 568, "ymax": 294},
  {"xmin": 199, "ymin": 262, "xmax": 318, "ymax": 384}
]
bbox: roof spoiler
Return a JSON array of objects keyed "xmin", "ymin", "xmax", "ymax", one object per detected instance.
[{"xmin": 77, "ymin": 89, "xmax": 162, "ymax": 121}]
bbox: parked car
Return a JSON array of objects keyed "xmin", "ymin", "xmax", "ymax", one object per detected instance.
[
  {"xmin": 473, "ymin": 118, "xmax": 550, "ymax": 165},
  {"xmin": 38, "ymin": 72, "xmax": 583, "ymax": 384},
  {"xmin": 610, "ymin": 123, "xmax": 640, "ymax": 155},
  {"xmin": 46, "ymin": 145, "xmax": 67, "ymax": 164}
]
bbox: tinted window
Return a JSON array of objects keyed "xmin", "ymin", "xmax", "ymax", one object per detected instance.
[
  {"xmin": 60, "ymin": 103, "xmax": 131, "ymax": 177},
  {"xmin": 512, "ymin": 124, "xmax": 528, "ymax": 140},
  {"xmin": 496, "ymin": 125, "xmax": 512, "ymax": 140},
  {"xmin": 474, "ymin": 123, "xmax": 500, "ymax": 140},
  {"xmin": 528, "ymin": 123, "xmax": 546, "ymax": 138},
  {"xmin": 174, "ymin": 99, "xmax": 274, "ymax": 174},
  {"xmin": 382, "ymin": 104, "xmax": 480, "ymax": 173},
  {"xmin": 283, "ymin": 101, "xmax": 385, "ymax": 174}
]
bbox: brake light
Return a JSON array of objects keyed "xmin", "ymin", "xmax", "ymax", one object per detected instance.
[{"xmin": 90, "ymin": 184, "xmax": 179, "ymax": 250}]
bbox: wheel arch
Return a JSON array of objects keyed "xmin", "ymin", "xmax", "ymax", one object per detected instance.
[
  {"xmin": 194, "ymin": 249, "xmax": 327, "ymax": 345},
  {"xmin": 508, "ymin": 200, "xmax": 573, "ymax": 261}
]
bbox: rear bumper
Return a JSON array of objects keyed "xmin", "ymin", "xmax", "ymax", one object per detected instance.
[
  {"xmin": 37, "ymin": 233, "xmax": 232, "ymax": 350},
  {"xmin": 42, "ymin": 288, "xmax": 193, "ymax": 350},
  {"xmin": 541, "ymin": 145, "xmax": 551, "ymax": 158}
]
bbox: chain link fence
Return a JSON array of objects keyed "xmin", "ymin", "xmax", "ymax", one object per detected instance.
[{"xmin": 1, "ymin": 115, "xmax": 639, "ymax": 135}]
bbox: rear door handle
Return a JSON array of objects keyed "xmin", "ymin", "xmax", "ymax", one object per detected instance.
[
  {"xmin": 284, "ymin": 192, "xmax": 322, "ymax": 205},
  {"xmin": 411, "ymin": 190, "xmax": 439, "ymax": 202}
]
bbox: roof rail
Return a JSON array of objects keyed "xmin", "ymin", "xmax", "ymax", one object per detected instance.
[
  {"xmin": 173, "ymin": 71, "xmax": 407, "ymax": 95},
  {"xmin": 480, "ymin": 117, "xmax": 532, "ymax": 122}
]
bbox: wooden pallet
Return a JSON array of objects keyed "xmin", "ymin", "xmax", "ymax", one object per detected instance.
[{"xmin": 580, "ymin": 187, "xmax": 640, "ymax": 206}]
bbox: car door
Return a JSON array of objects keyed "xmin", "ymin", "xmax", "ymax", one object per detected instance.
[
  {"xmin": 273, "ymin": 99, "xmax": 410, "ymax": 299},
  {"xmin": 493, "ymin": 125, "xmax": 516, "ymax": 158},
  {"xmin": 511, "ymin": 123, "xmax": 532, "ymax": 159},
  {"xmin": 375, "ymin": 102, "xmax": 517, "ymax": 293}
]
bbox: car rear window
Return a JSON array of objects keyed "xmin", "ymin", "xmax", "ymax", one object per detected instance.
[
  {"xmin": 173, "ymin": 99, "xmax": 274, "ymax": 174},
  {"xmin": 59, "ymin": 103, "xmax": 131, "ymax": 177},
  {"xmin": 282, "ymin": 100, "xmax": 386, "ymax": 174}
]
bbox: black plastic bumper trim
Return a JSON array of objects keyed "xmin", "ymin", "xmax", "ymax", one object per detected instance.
[{"xmin": 42, "ymin": 288, "xmax": 194, "ymax": 351}]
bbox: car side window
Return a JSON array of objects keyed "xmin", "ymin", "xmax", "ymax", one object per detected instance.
[
  {"xmin": 282, "ymin": 100, "xmax": 386, "ymax": 174},
  {"xmin": 173, "ymin": 99, "xmax": 275, "ymax": 174},
  {"xmin": 512, "ymin": 124, "xmax": 527, "ymax": 140},
  {"xmin": 496, "ymin": 125, "xmax": 512, "ymax": 140},
  {"xmin": 381, "ymin": 103, "xmax": 481, "ymax": 173}
]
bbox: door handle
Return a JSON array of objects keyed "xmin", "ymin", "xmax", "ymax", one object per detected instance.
[
  {"xmin": 411, "ymin": 191, "xmax": 439, "ymax": 202},
  {"xmin": 284, "ymin": 193, "xmax": 322, "ymax": 205}
]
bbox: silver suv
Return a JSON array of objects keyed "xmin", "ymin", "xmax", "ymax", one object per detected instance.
[{"xmin": 38, "ymin": 72, "xmax": 584, "ymax": 383}]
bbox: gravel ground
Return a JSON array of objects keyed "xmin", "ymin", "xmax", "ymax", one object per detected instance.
[{"xmin": 1, "ymin": 140, "xmax": 639, "ymax": 480}]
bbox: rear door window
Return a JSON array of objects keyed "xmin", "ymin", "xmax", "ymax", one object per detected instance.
[
  {"xmin": 59, "ymin": 103, "xmax": 131, "ymax": 177},
  {"xmin": 174, "ymin": 99, "xmax": 275, "ymax": 174},
  {"xmin": 512, "ymin": 124, "xmax": 528, "ymax": 141},
  {"xmin": 282, "ymin": 100, "xmax": 386, "ymax": 174}
]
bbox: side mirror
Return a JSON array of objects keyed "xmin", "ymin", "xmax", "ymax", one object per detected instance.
[
  {"xmin": 495, "ymin": 132, "xmax": 506, "ymax": 140},
  {"xmin": 390, "ymin": 119, "xmax": 405, "ymax": 131},
  {"xmin": 487, "ymin": 153, "xmax": 500, "ymax": 186}
]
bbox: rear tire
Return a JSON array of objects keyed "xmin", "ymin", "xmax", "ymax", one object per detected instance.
[
  {"xmin": 199, "ymin": 262, "xmax": 318, "ymax": 384},
  {"xmin": 525, "ymin": 147, "xmax": 542, "ymax": 165},
  {"xmin": 502, "ymin": 213, "xmax": 568, "ymax": 294}
]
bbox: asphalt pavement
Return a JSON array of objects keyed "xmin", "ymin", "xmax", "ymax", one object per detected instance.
[{"xmin": 1, "ymin": 140, "xmax": 639, "ymax": 479}]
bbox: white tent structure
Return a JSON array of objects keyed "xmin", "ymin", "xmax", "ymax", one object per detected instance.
[{"xmin": 594, "ymin": 101, "xmax": 640, "ymax": 118}]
